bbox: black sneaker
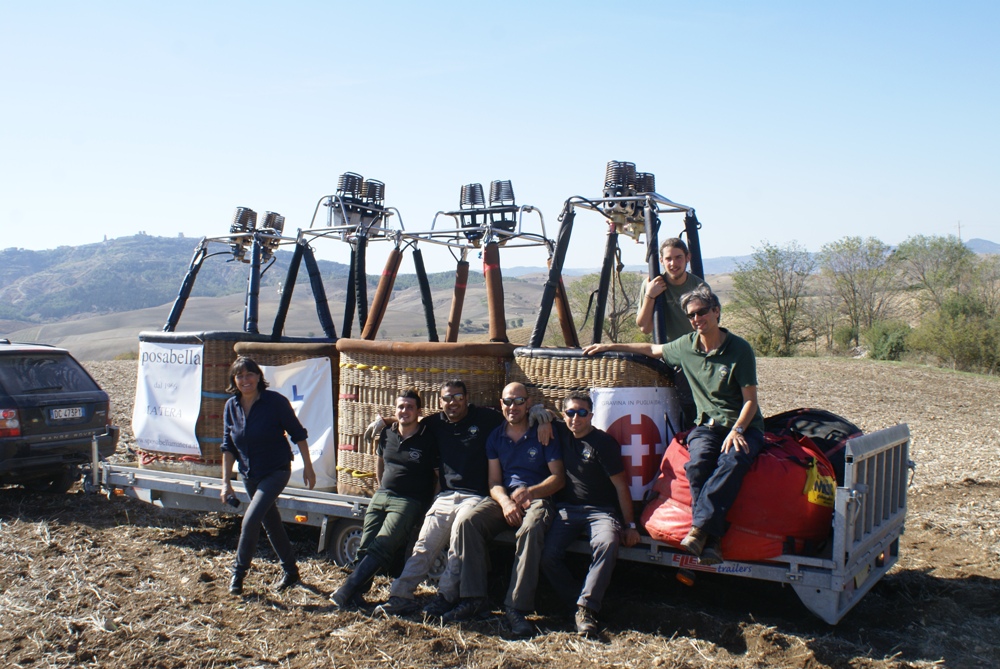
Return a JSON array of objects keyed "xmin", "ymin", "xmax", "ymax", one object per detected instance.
[
  {"xmin": 442, "ymin": 597, "xmax": 489, "ymax": 623},
  {"xmin": 575, "ymin": 606, "xmax": 598, "ymax": 636},
  {"xmin": 422, "ymin": 594, "xmax": 456, "ymax": 617},
  {"xmin": 504, "ymin": 607, "xmax": 534, "ymax": 637},
  {"xmin": 380, "ymin": 596, "xmax": 421, "ymax": 616}
]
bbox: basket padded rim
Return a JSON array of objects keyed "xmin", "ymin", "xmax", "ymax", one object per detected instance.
[{"xmin": 337, "ymin": 338, "xmax": 516, "ymax": 357}]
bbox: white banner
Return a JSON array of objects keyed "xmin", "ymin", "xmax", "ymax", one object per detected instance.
[
  {"xmin": 261, "ymin": 357, "xmax": 337, "ymax": 491},
  {"xmin": 591, "ymin": 386, "xmax": 680, "ymax": 500},
  {"xmin": 132, "ymin": 342, "xmax": 204, "ymax": 456}
]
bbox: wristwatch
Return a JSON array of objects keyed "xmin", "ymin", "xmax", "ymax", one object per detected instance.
[
  {"xmin": 733, "ymin": 425, "xmax": 745, "ymax": 435},
  {"xmin": 627, "ymin": 522, "xmax": 637, "ymax": 529}
]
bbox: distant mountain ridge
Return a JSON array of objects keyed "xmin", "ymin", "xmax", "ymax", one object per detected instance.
[{"xmin": 2, "ymin": 234, "xmax": 996, "ymax": 332}]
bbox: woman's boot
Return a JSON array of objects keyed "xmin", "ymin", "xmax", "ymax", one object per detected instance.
[{"xmin": 229, "ymin": 566, "xmax": 247, "ymax": 595}]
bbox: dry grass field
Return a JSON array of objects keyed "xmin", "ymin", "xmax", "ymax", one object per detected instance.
[{"xmin": 1, "ymin": 356, "xmax": 998, "ymax": 668}]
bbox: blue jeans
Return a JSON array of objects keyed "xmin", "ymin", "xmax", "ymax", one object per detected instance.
[
  {"xmin": 236, "ymin": 468, "xmax": 294, "ymax": 572},
  {"xmin": 541, "ymin": 505, "xmax": 621, "ymax": 612},
  {"xmin": 685, "ymin": 425, "xmax": 764, "ymax": 537},
  {"xmin": 357, "ymin": 490, "xmax": 427, "ymax": 571}
]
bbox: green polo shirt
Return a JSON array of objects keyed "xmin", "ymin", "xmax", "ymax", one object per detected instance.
[
  {"xmin": 638, "ymin": 273, "xmax": 711, "ymax": 342},
  {"xmin": 660, "ymin": 328, "xmax": 765, "ymax": 432}
]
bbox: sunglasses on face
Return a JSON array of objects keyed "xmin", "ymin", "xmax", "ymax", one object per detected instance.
[
  {"xmin": 501, "ymin": 397, "xmax": 528, "ymax": 407},
  {"xmin": 685, "ymin": 306, "xmax": 713, "ymax": 320},
  {"xmin": 440, "ymin": 393, "xmax": 465, "ymax": 403},
  {"xmin": 564, "ymin": 408, "xmax": 590, "ymax": 418}
]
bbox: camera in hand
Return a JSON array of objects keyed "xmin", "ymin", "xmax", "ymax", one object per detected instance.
[{"xmin": 225, "ymin": 494, "xmax": 240, "ymax": 508}]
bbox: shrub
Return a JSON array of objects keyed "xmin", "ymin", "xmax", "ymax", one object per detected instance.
[
  {"xmin": 862, "ymin": 320, "xmax": 911, "ymax": 361},
  {"xmin": 908, "ymin": 295, "xmax": 1000, "ymax": 373},
  {"xmin": 833, "ymin": 324, "xmax": 858, "ymax": 352}
]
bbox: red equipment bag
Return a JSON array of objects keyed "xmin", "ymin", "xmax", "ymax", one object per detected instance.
[{"xmin": 640, "ymin": 430, "xmax": 836, "ymax": 561}]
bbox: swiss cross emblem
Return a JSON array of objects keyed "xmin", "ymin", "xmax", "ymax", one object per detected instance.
[{"xmin": 606, "ymin": 413, "xmax": 663, "ymax": 494}]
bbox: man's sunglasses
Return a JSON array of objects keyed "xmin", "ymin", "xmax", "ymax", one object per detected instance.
[
  {"xmin": 685, "ymin": 306, "xmax": 713, "ymax": 320},
  {"xmin": 501, "ymin": 397, "xmax": 528, "ymax": 407},
  {"xmin": 440, "ymin": 393, "xmax": 465, "ymax": 403},
  {"xmin": 565, "ymin": 408, "xmax": 590, "ymax": 418}
]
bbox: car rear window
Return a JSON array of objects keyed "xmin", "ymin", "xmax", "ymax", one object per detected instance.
[{"xmin": 0, "ymin": 354, "xmax": 101, "ymax": 395}]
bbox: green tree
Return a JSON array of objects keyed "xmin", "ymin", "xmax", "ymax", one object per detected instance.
[
  {"xmin": 731, "ymin": 241, "xmax": 816, "ymax": 356},
  {"xmin": 973, "ymin": 255, "xmax": 1000, "ymax": 319},
  {"xmin": 801, "ymin": 284, "xmax": 842, "ymax": 352},
  {"xmin": 894, "ymin": 234, "xmax": 975, "ymax": 312},
  {"xmin": 819, "ymin": 236, "xmax": 899, "ymax": 347},
  {"xmin": 908, "ymin": 294, "xmax": 999, "ymax": 373}
]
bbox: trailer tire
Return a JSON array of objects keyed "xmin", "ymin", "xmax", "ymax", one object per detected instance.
[{"xmin": 328, "ymin": 520, "xmax": 363, "ymax": 566}]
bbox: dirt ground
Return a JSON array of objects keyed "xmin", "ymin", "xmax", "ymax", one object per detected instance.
[{"xmin": 1, "ymin": 357, "xmax": 998, "ymax": 669}]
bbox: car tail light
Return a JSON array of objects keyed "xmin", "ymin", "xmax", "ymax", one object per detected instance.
[
  {"xmin": 0, "ymin": 408, "xmax": 20, "ymax": 437},
  {"xmin": 106, "ymin": 400, "xmax": 113, "ymax": 427}
]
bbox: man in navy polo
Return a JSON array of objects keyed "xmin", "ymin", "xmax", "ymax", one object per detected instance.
[{"xmin": 444, "ymin": 382, "xmax": 564, "ymax": 636}]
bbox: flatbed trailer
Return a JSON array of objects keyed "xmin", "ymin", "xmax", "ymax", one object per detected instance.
[{"xmin": 87, "ymin": 422, "xmax": 910, "ymax": 624}]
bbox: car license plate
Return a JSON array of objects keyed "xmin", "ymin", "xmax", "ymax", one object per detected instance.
[{"xmin": 51, "ymin": 407, "xmax": 84, "ymax": 420}]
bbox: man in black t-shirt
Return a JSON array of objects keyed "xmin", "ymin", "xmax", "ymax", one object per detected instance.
[
  {"xmin": 332, "ymin": 389, "xmax": 438, "ymax": 608},
  {"xmin": 540, "ymin": 391, "xmax": 640, "ymax": 636},
  {"xmin": 379, "ymin": 379, "xmax": 505, "ymax": 616}
]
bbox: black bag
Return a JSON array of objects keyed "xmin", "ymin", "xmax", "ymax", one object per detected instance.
[{"xmin": 763, "ymin": 408, "xmax": 863, "ymax": 484}]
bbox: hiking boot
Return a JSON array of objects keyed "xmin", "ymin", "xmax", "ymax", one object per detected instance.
[
  {"xmin": 698, "ymin": 536, "xmax": 723, "ymax": 566},
  {"xmin": 422, "ymin": 594, "xmax": 456, "ymax": 617},
  {"xmin": 380, "ymin": 596, "xmax": 421, "ymax": 616},
  {"xmin": 575, "ymin": 605, "xmax": 598, "ymax": 636},
  {"xmin": 505, "ymin": 607, "xmax": 534, "ymax": 637},
  {"xmin": 276, "ymin": 567, "xmax": 300, "ymax": 591},
  {"xmin": 331, "ymin": 555, "xmax": 380, "ymax": 608},
  {"xmin": 680, "ymin": 526, "xmax": 708, "ymax": 557},
  {"xmin": 442, "ymin": 597, "xmax": 489, "ymax": 623},
  {"xmin": 229, "ymin": 570, "xmax": 245, "ymax": 596}
]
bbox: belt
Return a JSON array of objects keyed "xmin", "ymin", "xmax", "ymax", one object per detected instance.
[{"xmin": 701, "ymin": 418, "xmax": 731, "ymax": 432}]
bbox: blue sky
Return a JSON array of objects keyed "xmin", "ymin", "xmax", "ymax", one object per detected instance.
[{"xmin": 2, "ymin": 1, "xmax": 997, "ymax": 273}]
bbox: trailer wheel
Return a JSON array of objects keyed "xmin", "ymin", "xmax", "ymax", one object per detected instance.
[{"xmin": 328, "ymin": 520, "xmax": 363, "ymax": 566}]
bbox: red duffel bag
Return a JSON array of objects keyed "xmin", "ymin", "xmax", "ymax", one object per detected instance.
[{"xmin": 640, "ymin": 430, "xmax": 836, "ymax": 561}]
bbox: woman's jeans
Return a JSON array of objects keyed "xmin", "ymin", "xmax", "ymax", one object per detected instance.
[{"xmin": 235, "ymin": 468, "xmax": 294, "ymax": 573}]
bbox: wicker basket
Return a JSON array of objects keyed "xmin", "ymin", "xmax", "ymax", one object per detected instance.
[
  {"xmin": 335, "ymin": 339, "xmax": 516, "ymax": 496},
  {"xmin": 508, "ymin": 347, "xmax": 675, "ymax": 411}
]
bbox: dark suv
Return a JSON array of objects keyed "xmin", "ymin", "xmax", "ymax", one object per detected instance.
[{"xmin": 0, "ymin": 340, "xmax": 119, "ymax": 492}]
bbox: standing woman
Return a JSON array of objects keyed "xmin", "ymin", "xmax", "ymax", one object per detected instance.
[{"xmin": 220, "ymin": 356, "xmax": 316, "ymax": 595}]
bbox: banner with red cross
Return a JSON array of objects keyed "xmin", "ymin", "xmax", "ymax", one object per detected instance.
[{"xmin": 591, "ymin": 387, "xmax": 680, "ymax": 500}]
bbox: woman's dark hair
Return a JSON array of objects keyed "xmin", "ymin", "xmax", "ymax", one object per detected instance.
[{"xmin": 226, "ymin": 356, "xmax": 269, "ymax": 396}]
